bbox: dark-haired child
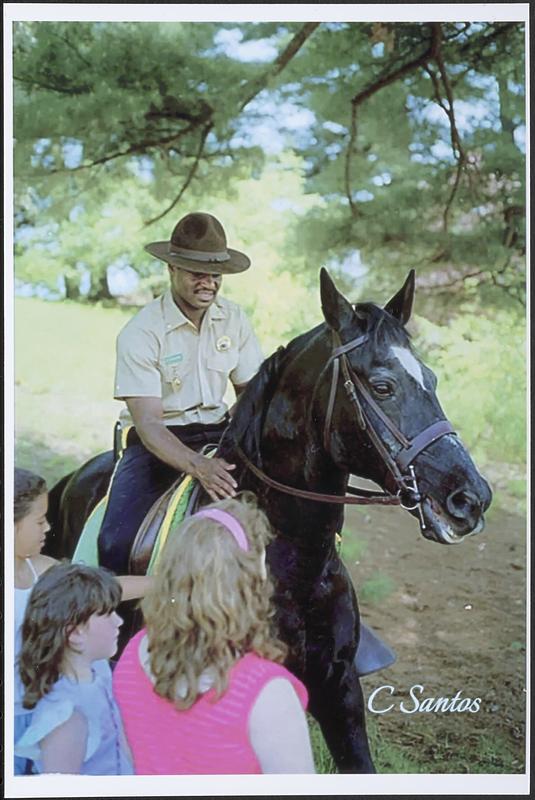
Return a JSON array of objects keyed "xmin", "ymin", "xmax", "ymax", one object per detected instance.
[
  {"xmin": 13, "ymin": 467, "xmax": 151, "ymax": 774},
  {"xmin": 15, "ymin": 562, "xmax": 134, "ymax": 774},
  {"xmin": 14, "ymin": 468, "xmax": 57, "ymax": 774}
]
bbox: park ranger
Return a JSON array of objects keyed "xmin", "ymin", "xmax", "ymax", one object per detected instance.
[{"xmin": 98, "ymin": 212, "xmax": 264, "ymax": 574}]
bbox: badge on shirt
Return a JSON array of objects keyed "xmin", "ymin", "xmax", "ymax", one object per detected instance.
[{"xmin": 216, "ymin": 336, "xmax": 232, "ymax": 352}]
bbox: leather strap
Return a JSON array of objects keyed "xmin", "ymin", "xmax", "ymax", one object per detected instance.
[
  {"xmin": 396, "ymin": 420, "xmax": 454, "ymax": 470},
  {"xmin": 235, "ymin": 445, "xmax": 400, "ymax": 506},
  {"xmin": 323, "ymin": 357, "xmax": 340, "ymax": 452}
]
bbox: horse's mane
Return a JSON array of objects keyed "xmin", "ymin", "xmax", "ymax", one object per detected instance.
[
  {"xmin": 356, "ymin": 302, "xmax": 412, "ymax": 350},
  {"xmin": 219, "ymin": 325, "xmax": 323, "ymax": 465}
]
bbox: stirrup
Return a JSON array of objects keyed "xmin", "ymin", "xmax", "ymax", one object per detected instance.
[{"xmin": 355, "ymin": 622, "xmax": 396, "ymax": 676}]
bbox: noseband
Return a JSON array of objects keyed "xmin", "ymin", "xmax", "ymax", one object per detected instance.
[{"xmin": 234, "ymin": 327, "xmax": 455, "ymax": 525}]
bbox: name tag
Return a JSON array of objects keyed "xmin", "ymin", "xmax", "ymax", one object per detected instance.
[{"xmin": 162, "ymin": 353, "xmax": 184, "ymax": 365}]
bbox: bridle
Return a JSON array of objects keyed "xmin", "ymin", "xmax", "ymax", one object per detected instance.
[
  {"xmin": 234, "ymin": 327, "xmax": 455, "ymax": 528},
  {"xmin": 323, "ymin": 329, "xmax": 455, "ymax": 524}
]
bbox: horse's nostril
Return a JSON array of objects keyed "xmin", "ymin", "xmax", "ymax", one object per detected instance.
[{"xmin": 446, "ymin": 489, "xmax": 480, "ymax": 520}]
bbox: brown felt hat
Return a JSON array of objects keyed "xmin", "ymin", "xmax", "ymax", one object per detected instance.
[{"xmin": 144, "ymin": 212, "xmax": 250, "ymax": 274}]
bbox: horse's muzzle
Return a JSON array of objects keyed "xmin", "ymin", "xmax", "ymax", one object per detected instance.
[
  {"xmin": 445, "ymin": 486, "xmax": 491, "ymax": 530},
  {"xmin": 419, "ymin": 476, "xmax": 492, "ymax": 545}
]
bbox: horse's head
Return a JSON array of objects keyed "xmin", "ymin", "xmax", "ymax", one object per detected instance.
[{"xmin": 319, "ymin": 268, "xmax": 492, "ymax": 545}]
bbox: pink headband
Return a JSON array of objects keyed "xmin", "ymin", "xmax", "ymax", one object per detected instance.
[{"xmin": 193, "ymin": 509, "xmax": 249, "ymax": 552}]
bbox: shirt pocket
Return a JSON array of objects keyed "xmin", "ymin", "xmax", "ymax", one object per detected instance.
[
  {"xmin": 206, "ymin": 348, "xmax": 239, "ymax": 402},
  {"xmin": 206, "ymin": 347, "xmax": 239, "ymax": 376}
]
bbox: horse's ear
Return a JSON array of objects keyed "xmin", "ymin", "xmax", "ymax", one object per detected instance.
[
  {"xmin": 383, "ymin": 269, "xmax": 415, "ymax": 326},
  {"xmin": 320, "ymin": 268, "xmax": 355, "ymax": 332}
]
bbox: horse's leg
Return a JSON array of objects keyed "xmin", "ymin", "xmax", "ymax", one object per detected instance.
[{"xmin": 304, "ymin": 558, "xmax": 375, "ymax": 774}]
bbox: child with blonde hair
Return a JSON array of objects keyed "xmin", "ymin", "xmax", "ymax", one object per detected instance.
[
  {"xmin": 15, "ymin": 562, "xmax": 134, "ymax": 774},
  {"xmin": 113, "ymin": 491, "xmax": 315, "ymax": 774}
]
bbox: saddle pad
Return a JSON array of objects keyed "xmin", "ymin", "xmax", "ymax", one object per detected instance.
[
  {"xmin": 72, "ymin": 444, "xmax": 215, "ymax": 574},
  {"xmin": 71, "ymin": 495, "xmax": 107, "ymax": 567},
  {"xmin": 147, "ymin": 476, "xmax": 195, "ymax": 574}
]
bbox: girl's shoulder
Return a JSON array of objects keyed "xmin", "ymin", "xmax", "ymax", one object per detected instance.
[
  {"xmin": 15, "ymin": 665, "xmax": 115, "ymax": 768},
  {"xmin": 233, "ymin": 653, "xmax": 307, "ymax": 703},
  {"xmin": 236, "ymin": 652, "xmax": 293, "ymax": 677},
  {"xmin": 33, "ymin": 554, "xmax": 58, "ymax": 576}
]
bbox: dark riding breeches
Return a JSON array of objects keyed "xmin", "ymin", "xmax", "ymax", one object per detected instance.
[{"xmin": 97, "ymin": 420, "xmax": 227, "ymax": 574}]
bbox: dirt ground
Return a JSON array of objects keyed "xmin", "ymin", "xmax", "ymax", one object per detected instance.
[{"xmin": 344, "ymin": 500, "xmax": 527, "ymax": 773}]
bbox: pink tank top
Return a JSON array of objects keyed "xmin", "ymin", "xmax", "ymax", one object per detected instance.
[{"xmin": 113, "ymin": 629, "xmax": 308, "ymax": 774}]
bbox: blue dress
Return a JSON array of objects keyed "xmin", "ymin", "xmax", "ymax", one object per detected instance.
[
  {"xmin": 14, "ymin": 558, "xmax": 39, "ymax": 775},
  {"xmin": 15, "ymin": 659, "xmax": 134, "ymax": 775}
]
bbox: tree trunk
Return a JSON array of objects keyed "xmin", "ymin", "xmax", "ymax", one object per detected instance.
[
  {"xmin": 64, "ymin": 274, "xmax": 81, "ymax": 300},
  {"xmin": 87, "ymin": 269, "xmax": 113, "ymax": 302},
  {"xmin": 497, "ymin": 74, "xmax": 516, "ymax": 147}
]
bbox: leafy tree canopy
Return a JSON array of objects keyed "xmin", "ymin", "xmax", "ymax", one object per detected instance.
[{"xmin": 13, "ymin": 19, "xmax": 525, "ymax": 313}]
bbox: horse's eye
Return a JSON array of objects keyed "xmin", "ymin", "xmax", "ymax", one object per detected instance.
[{"xmin": 371, "ymin": 381, "xmax": 394, "ymax": 398}]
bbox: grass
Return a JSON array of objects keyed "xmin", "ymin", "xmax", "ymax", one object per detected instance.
[
  {"xmin": 309, "ymin": 714, "xmax": 524, "ymax": 774},
  {"xmin": 13, "ymin": 297, "xmax": 131, "ymax": 479},
  {"xmin": 360, "ymin": 572, "xmax": 396, "ymax": 605},
  {"xmin": 10, "ymin": 297, "xmax": 527, "ymax": 775},
  {"xmin": 339, "ymin": 527, "xmax": 368, "ymax": 563}
]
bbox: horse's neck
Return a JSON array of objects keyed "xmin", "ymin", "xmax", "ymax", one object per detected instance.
[
  {"xmin": 259, "ymin": 336, "xmax": 348, "ymax": 496},
  {"xmin": 218, "ymin": 333, "xmax": 347, "ymax": 552}
]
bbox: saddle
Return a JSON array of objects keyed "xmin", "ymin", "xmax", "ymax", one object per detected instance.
[
  {"xmin": 129, "ymin": 475, "xmax": 202, "ymax": 575},
  {"xmin": 129, "ymin": 446, "xmax": 214, "ymax": 575}
]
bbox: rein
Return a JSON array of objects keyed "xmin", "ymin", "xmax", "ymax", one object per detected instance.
[
  {"xmin": 234, "ymin": 327, "xmax": 455, "ymax": 521},
  {"xmin": 234, "ymin": 444, "xmax": 400, "ymax": 505}
]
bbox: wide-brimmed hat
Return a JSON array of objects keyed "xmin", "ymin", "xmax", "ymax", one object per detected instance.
[{"xmin": 144, "ymin": 212, "xmax": 250, "ymax": 274}]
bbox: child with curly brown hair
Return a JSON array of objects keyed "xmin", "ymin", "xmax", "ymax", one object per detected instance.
[
  {"xmin": 113, "ymin": 492, "xmax": 315, "ymax": 774},
  {"xmin": 14, "ymin": 562, "xmax": 134, "ymax": 774}
]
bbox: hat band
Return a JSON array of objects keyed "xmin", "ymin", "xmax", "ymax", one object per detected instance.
[{"xmin": 169, "ymin": 246, "xmax": 230, "ymax": 263}]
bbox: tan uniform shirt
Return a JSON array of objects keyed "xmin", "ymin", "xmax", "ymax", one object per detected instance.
[{"xmin": 114, "ymin": 290, "xmax": 263, "ymax": 426}]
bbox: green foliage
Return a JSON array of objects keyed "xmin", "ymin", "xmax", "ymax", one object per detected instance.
[
  {"xmin": 414, "ymin": 308, "xmax": 526, "ymax": 467},
  {"xmin": 12, "ymin": 20, "xmax": 526, "ymax": 312}
]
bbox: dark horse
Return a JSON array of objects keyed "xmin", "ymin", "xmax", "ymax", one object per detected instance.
[{"xmin": 45, "ymin": 269, "xmax": 492, "ymax": 773}]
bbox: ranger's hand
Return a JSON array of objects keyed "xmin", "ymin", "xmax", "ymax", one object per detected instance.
[{"xmin": 191, "ymin": 454, "xmax": 237, "ymax": 501}]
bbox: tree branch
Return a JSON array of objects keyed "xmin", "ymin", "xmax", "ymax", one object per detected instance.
[
  {"xmin": 423, "ymin": 26, "xmax": 469, "ymax": 234},
  {"xmin": 238, "ymin": 22, "xmax": 321, "ymax": 112},
  {"xmin": 425, "ymin": 65, "xmax": 465, "ymax": 234},
  {"xmin": 139, "ymin": 23, "xmax": 320, "ymax": 226},
  {"xmin": 51, "ymin": 31, "xmax": 92, "ymax": 68},
  {"xmin": 350, "ymin": 24, "xmax": 440, "ymax": 108},
  {"xmin": 13, "ymin": 73, "xmax": 90, "ymax": 95},
  {"xmin": 456, "ymin": 21, "xmax": 519, "ymax": 57},
  {"xmin": 41, "ymin": 123, "xmax": 199, "ymax": 176},
  {"xmin": 344, "ymin": 22, "xmax": 441, "ymax": 216},
  {"xmin": 143, "ymin": 123, "xmax": 213, "ymax": 227}
]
